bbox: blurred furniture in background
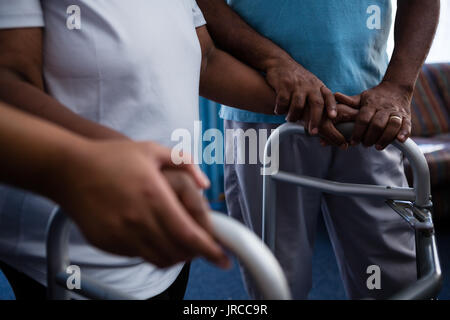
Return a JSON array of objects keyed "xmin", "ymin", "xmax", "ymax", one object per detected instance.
[{"xmin": 406, "ymin": 63, "xmax": 450, "ymax": 221}]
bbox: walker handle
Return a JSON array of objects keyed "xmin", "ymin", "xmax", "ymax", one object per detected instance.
[
  {"xmin": 263, "ymin": 122, "xmax": 430, "ymax": 207},
  {"xmin": 46, "ymin": 208, "xmax": 291, "ymax": 300},
  {"xmin": 334, "ymin": 122, "xmax": 431, "ymax": 207},
  {"xmin": 261, "ymin": 121, "xmax": 440, "ymax": 300},
  {"xmin": 334, "ymin": 122, "xmax": 354, "ymax": 141}
]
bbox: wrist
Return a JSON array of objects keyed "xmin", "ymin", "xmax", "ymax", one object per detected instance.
[
  {"xmin": 380, "ymin": 78, "xmax": 415, "ymax": 97},
  {"xmin": 42, "ymin": 135, "xmax": 93, "ymax": 205},
  {"xmin": 382, "ymin": 61, "xmax": 417, "ymax": 96},
  {"xmin": 261, "ymin": 51, "xmax": 293, "ymax": 72}
]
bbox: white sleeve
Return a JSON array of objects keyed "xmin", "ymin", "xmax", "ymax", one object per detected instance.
[
  {"xmin": 0, "ymin": 0, "xmax": 45, "ymax": 29},
  {"xmin": 190, "ymin": 0, "xmax": 206, "ymax": 28}
]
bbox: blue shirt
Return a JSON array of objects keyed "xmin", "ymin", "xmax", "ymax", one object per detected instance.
[{"xmin": 219, "ymin": 0, "xmax": 392, "ymax": 123}]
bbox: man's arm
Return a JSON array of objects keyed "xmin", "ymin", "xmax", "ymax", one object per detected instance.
[
  {"xmin": 197, "ymin": 0, "xmax": 338, "ymax": 135},
  {"xmin": 0, "ymin": 28, "xmax": 127, "ymax": 140},
  {"xmin": 197, "ymin": 25, "xmax": 350, "ymax": 147},
  {"xmin": 336, "ymin": 0, "xmax": 440, "ymax": 149}
]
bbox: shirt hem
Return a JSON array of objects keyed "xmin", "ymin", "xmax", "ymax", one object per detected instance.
[{"xmin": 0, "ymin": 14, "xmax": 45, "ymax": 29}]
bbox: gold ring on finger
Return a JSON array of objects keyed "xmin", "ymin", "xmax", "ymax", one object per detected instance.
[{"xmin": 389, "ymin": 115, "xmax": 402, "ymax": 122}]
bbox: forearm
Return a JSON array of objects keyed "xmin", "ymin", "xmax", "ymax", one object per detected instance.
[
  {"xmin": 383, "ymin": 0, "xmax": 440, "ymax": 91},
  {"xmin": 0, "ymin": 102, "xmax": 89, "ymax": 200},
  {"xmin": 197, "ymin": 0, "xmax": 291, "ymax": 72},
  {"xmin": 0, "ymin": 70, "xmax": 127, "ymax": 140},
  {"xmin": 200, "ymin": 45, "xmax": 276, "ymax": 114},
  {"xmin": 0, "ymin": 28, "xmax": 125, "ymax": 140}
]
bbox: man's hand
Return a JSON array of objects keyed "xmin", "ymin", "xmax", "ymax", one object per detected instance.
[
  {"xmin": 54, "ymin": 140, "xmax": 230, "ymax": 269},
  {"xmin": 332, "ymin": 0, "xmax": 440, "ymax": 151},
  {"xmin": 266, "ymin": 55, "xmax": 337, "ymax": 133},
  {"xmin": 335, "ymin": 81, "xmax": 413, "ymax": 150}
]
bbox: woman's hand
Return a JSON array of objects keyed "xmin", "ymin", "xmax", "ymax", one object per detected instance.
[{"xmin": 54, "ymin": 139, "xmax": 230, "ymax": 269}]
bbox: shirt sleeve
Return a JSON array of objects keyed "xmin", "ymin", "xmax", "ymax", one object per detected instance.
[
  {"xmin": 0, "ymin": 0, "xmax": 45, "ymax": 29},
  {"xmin": 190, "ymin": 0, "xmax": 206, "ymax": 28}
]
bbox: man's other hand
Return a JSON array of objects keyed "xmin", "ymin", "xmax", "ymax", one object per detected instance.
[{"xmin": 335, "ymin": 81, "xmax": 413, "ymax": 150}]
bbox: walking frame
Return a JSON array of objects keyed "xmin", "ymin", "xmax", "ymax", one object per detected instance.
[
  {"xmin": 46, "ymin": 209, "xmax": 291, "ymax": 300},
  {"xmin": 46, "ymin": 122, "xmax": 442, "ymax": 300},
  {"xmin": 262, "ymin": 122, "xmax": 442, "ymax": 299}
]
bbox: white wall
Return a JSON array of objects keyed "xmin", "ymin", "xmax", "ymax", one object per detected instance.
[{"xmin": 387, "ymin": 0, "xmax": 450, "ymax": 63}]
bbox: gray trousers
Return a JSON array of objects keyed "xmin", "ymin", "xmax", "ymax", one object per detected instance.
[{"xmin": 223, "ymin": 120, "xmax": 416, "ymax": 299}]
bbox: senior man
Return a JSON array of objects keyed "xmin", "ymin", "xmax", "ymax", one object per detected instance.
[{"xmin": 197, "ymin": 0, "xmax": 439, "ymax": 299}]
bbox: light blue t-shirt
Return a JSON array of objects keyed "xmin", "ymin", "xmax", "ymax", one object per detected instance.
[{"xmin": 220, "ymin": 0, "xmax": 392, "ymax": 123}]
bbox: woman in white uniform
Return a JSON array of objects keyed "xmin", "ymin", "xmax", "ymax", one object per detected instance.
[{"xmin": 0, "ymin": 0, "xmax": 301, "ymax": 299}]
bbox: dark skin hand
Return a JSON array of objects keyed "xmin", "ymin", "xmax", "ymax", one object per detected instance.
[
  {"xmin": 266, "ymin": 55, "xmax": 338, "ymax": 132},
  {"xmin": 335, "ymin": 0, "xmax": 440, "ymax": 150},
  {"xmin": 196, "ymin": 25, "xmax": 349, "ymax": 145},
  {"xmin": 197, "ymin": 0, "xmax": 340, "ymax": 143},
  {"xmin": 335, "ymin": 83, "xmax": 412, "ymax": 150}
]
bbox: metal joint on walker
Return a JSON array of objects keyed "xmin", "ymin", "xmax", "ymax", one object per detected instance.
[{"xmin": 386, "ymin": 200, "xmax": 434, "ymax": 235}]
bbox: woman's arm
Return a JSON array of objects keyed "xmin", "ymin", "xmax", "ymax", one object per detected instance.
[
  {"xmin": 197, "ymin": 26, "xmax": 276, "ymax": 115},
  {"xmin": 0, "ymin": 102, "xmax": 229, "ymax": 268},
  {"xmin": 0, "ymin": 28, "xmax": 127, "ymax": 140},
  {"xmin": 197, "ymin": 26, "xmax": 350, "ymax": 146}
]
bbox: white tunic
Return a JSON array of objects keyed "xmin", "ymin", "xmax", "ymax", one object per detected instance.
[{"xmin": 0, "ymin": 0, "xmax": 206, "ymax": 299}]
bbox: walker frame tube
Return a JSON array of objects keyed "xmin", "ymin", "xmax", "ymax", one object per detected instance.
[
  {"xmin": 46, "ymin": 209, "xmax": 291, "ymax": 300},
  {"xmin": 262, "ymin": 122, "xmax": 442, "ymax": 300}
]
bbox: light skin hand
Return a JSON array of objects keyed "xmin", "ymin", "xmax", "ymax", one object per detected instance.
[
  {"xmin": 161, "ymin": 169, "xmax": 219, "ymax": 258},
  {"xmin": 335, "ymin": 81, "xmax": 413, "ymax": 150},
  {"xmin": 266, "ymin": 55, "xmax": 337, "ymax": 133},
  {"xmin": 55, "ymin": 140, "xmax": 230, "ymax": 269}
]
